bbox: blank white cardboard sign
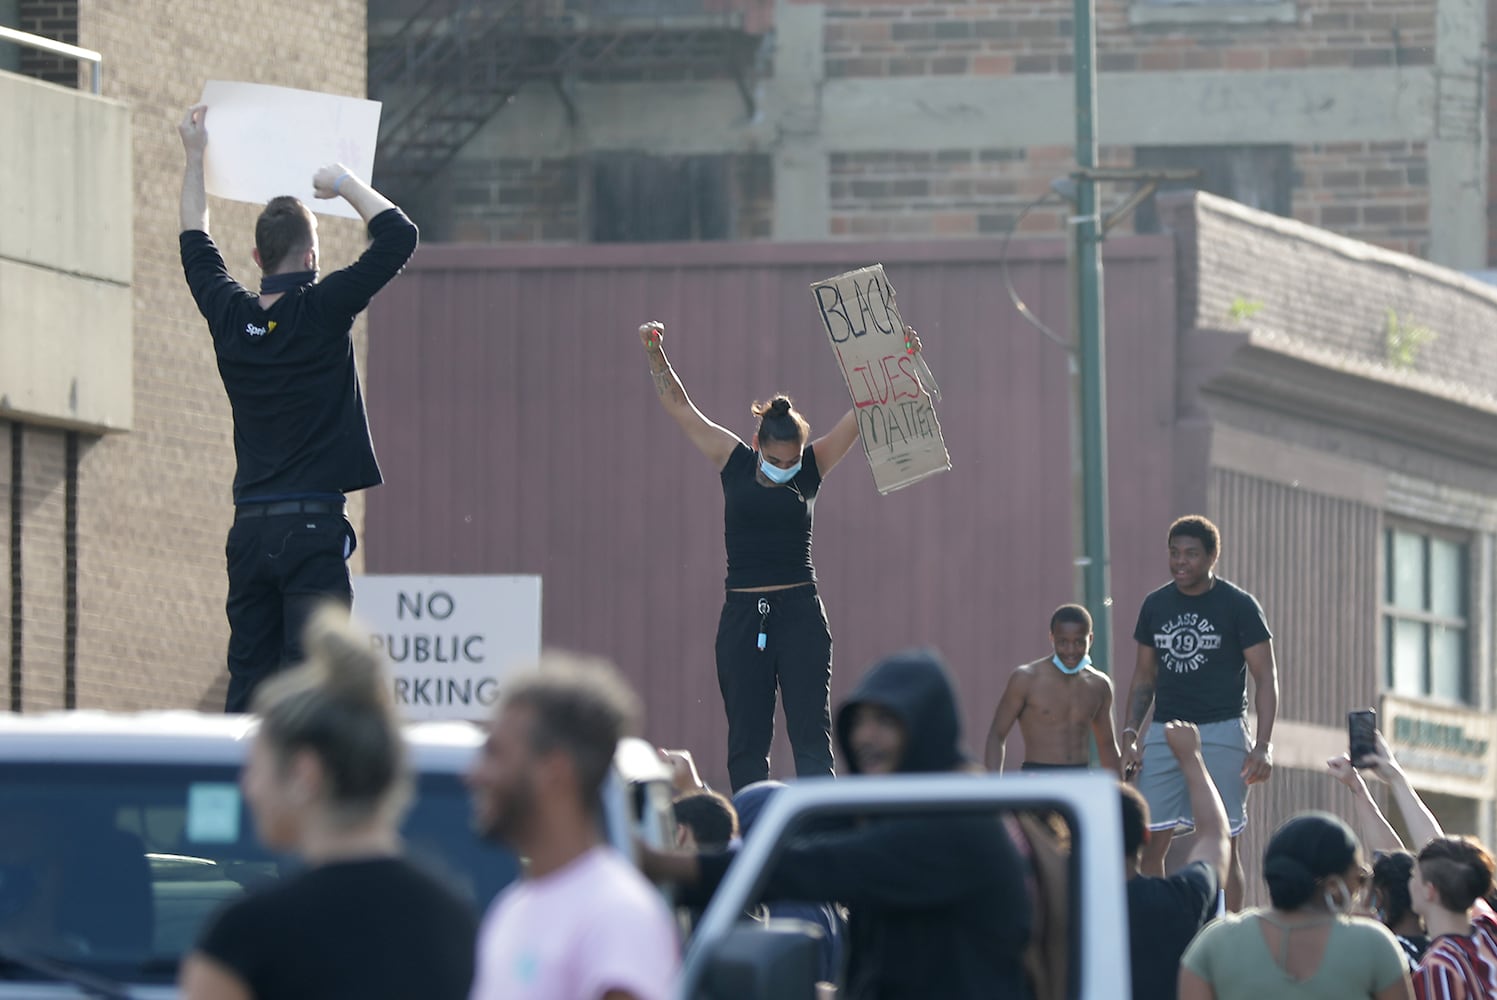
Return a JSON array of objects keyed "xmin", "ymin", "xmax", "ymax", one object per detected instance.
[{"xmin": 198, "ymin": 81, "xmax": 381, "ymax": 220}]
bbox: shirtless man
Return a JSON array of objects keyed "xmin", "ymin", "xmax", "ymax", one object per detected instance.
[{"xmin": 984, "ymin": 604, "xmax": 1122, "ymax": 774}]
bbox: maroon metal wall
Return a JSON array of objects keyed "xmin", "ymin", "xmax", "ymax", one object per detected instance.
[{"xmin": 365, "ymin": 236, "xmax": 1178, "ymax": 786}]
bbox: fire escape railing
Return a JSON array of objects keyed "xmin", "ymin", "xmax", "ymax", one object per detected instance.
[{"xmin": 368, "ymin": 0, "xmax": 770, "ymax": 197}]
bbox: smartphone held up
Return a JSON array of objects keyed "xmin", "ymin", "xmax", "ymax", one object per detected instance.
[{"xmin": 1348, "ymin": 709, "xmax": 1377, "ymax": 768}]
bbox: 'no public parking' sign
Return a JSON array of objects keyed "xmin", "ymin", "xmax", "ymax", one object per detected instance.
[{"xmin": 353, "ymin": 574, "xmax": 542, "ymax": 722}]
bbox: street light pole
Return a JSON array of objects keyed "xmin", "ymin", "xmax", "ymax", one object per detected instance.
[{"xmin": 1072, "ymin": 0, "xmax": 1113, "ymax": 676}]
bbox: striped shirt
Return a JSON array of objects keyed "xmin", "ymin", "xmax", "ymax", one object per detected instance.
[{"xmin": 1413, "ymin": 902, "xmax": 1497, "ymax": 1000}]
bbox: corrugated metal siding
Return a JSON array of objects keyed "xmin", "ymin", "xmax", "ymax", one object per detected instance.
[
  {"xmin": 1210, "ymin": 468, "xmax": 1382, "ymax": 728},
  {"xmin": 1237, "ymin": 764, "xmax": 1342, "ymax": 908},
  {"xmin": 1209, "ymin": 468, "xmax": 1383, "ymax": 907},
  {"xmin": 365, "ymin": 237, "xmax": 1178, "ymax": 785}
]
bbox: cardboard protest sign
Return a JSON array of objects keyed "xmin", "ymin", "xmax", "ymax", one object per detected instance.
[
  {"xmin": 198, "ymin": 81, "xmax": 381, "ymax": 220},
  {"xmin": 811, "ymin": 265, "xmax": 951, "ymax": 494}
]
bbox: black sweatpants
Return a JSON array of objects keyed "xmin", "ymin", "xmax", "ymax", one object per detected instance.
[
  {"xmin": 715, "ymin": 585, "xmax": 835, "ymax": 792},
  {"xmin": 224, "ymin": 510, "xmax": 357, "ymax": 713}
]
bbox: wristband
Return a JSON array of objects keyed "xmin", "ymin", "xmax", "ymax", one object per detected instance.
[{"xmin": 333, "ymin": 172, "xmax": 351, "ymax": 196}]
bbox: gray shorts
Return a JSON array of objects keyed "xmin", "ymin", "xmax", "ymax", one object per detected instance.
[{"xmin": 1137, "ymin": 717, "xmax": 1250, "ymax": 837}]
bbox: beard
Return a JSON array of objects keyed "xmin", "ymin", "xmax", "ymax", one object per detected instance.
[{"xmin": 474, "ymin": 772, "xmax": 537, "ymax": 846}]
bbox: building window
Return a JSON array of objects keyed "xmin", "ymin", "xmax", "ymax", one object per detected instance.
[
  {"xmin": 590, "ymin": 154, "xmax": 732, "ymax": 243},
  {"xmin": 1383, "ymin": 526, "xmax": 1470, "ymax": 704},
  {"xmin": 1133, "ymin": 145, "xmax": 1293, "ymax": 233}
]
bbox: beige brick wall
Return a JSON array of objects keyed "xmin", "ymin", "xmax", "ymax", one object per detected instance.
[
  {"xmin": 26, "ymin": 0, "xmax": 374, "ymax": 711},
  {"xmin": 0, "ymin": 422, "xmax": 11, "ymax": 709},
  {"xmin": 18, "ymin": 427, "xmax": 67, "ymax": 713}
]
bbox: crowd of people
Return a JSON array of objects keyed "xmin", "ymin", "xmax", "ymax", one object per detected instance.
[
  {"xmin": 170, "ymin": 105, "xmax": 1497, "ymax": 999},
  {"xmin": 170, "ymin": 598, "xmax": 1497, "ymax": 1000}
]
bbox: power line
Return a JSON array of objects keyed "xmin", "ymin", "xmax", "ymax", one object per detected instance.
[{"xmin": 999, "ymin": 191, "xmax": 1072, "ymax": 353}]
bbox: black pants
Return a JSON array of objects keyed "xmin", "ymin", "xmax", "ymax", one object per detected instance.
[
  {"xmin": 715, "ymin": 585, "xmax": 834, "ymax": 792},
  {"xmin": 224, "ymin": 510, "xmax": 357, "ymax": 713}
]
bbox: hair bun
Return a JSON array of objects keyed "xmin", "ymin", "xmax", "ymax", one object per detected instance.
[
  {"xmin": 1262, "ymin": 854, "xmax": 1317, "ymax": 907},
  {"xmin": 768, "ymin": 397, "xmax": 792, "ymax": 417},
  {"xmin": 301, "ymin": 606, "xmax": 388, "ymax": 709},
  {"xmin": 1263, "ymin": 855, "xmax": 1313, "ymax": 882}
]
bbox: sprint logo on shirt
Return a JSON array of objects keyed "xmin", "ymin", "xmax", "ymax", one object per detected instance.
[
  {"xmin": 244, "ymin": 321, "xmax": 277, "ymax": 338},
  {"xmin": 1153, "ymin": 613, "xmax": 1223, "ymax": 673}
]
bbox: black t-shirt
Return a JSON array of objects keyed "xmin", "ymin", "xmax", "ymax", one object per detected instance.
[
  {"xmin": 196, "ymin": 857, "xmax": 476, "ymax": 999},
  {"xmin": 692, "ymin": 813, "xmax": 1032, "ymax": 1000},
  {"xmin": 179, "ymin": 208, "xmax": 419, "ymax": 502},
  {"xmin": 1396, "ymin": 931, "xmax": 1431, "ymax": 970},
  {"xmin": 721, "ymin": 442, "xmax": 822, "ymax": 589},
  {"xmin": 1132, "ymin": 578, "xmax": 1273, "ymax": 724},
  {"xmin": 1128, "ymin": 860, "xmax": 1220, "ymax": 1000}
]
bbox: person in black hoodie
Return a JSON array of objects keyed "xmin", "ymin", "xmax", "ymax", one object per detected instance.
[{"xmin": 644, "ymin": 649, "xmax": 1034, "ymax": 1000}]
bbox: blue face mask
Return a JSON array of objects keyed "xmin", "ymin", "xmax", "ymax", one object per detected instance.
[
  {"xmin": 1051, "ymin": 653, "xmax": 1091, "ymax": 676},
  {"xmin": 760, "ymin": 456, "xmax": 802, "ymax": 484}
]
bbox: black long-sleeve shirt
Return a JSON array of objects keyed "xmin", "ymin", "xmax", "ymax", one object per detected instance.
[
  {"xmin": 179, "ymin": 208, "xmax": 418, "ymax": 502},
  {"xmin": 691, "ymin": 812, "xmax": 1034, "ymax": 1000}
]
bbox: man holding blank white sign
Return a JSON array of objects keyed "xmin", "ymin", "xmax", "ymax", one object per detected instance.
[{"xmin": 177, "ymin": 103, "xmax": 418, "ymax": 713}]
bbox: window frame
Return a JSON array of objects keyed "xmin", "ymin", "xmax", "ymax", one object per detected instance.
[
  {"xmin": 587, "ymin": 152, "xmax": 737, "ymax": 244},
  {"xmin": 1381, "ymin": 521, "xmax": 1472, "ymax": 705},
  {"xmin": 1132, "ymin": 144, "xmax": 1294, "ymax": 234}
]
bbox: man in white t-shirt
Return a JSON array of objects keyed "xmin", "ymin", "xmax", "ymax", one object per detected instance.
[{"xmin": 466, "ymin": 655, "xmax": 679, "ymax": 1000}]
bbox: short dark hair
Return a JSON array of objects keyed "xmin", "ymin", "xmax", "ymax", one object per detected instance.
[
  {"xmin": 499, "ymin": 654, "xmax": 640, "ymax": 809},
  {"xmin": 673, "ymin": 790, "xmax": 739, "ymax": 850},
  {"xmin": 1050, "ymin": 604, "xmax": 1093, "ymax": 633},
  {"xmin": 1168, "ymin": 515, "xmax": 1220, "ymax": 558},
  {"xmin": 255, "ymin": 196, "xmax": 316, "ymax": 273},
  {"xmin": 751, "ymin": 395, "xmax": 810, "ymax": 446},
  {"xmin": 1119, "ymin": 783, "xmax": 1150, "ymax": 858},
  {"xmin": 1371, "ymin": 850, "xmax": 1417, "ymax": 927},
  {"xmin": 1418, "ymin": 836, "xmax": 1495, "ymax": 912}
]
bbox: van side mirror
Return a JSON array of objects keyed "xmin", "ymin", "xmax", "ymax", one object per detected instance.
[{"xmin": 694, "ymin": 919, "xmax": 824, "ymax": 1000}]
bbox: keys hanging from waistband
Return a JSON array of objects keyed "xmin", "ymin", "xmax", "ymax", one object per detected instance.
[{"xmin": 756, "ymin": 598, "xmax": 770, "ymax": 652}]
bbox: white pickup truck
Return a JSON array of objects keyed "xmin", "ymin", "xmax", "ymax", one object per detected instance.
[{"xmin": 676, "ymin": 772, "xmax": 1132, "ymax": 1000}]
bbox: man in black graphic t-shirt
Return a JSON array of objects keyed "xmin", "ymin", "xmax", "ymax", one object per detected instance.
[
  {"xmin": 1119, "ymin": 515, "xmax": 1278, "ymax": 912},
  {"xmin": 177, "ymin": 104, "xmax": 418, "ymax": 711}
]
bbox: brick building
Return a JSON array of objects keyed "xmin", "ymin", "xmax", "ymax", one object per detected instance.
[
  {"xmin": 1, "ymin": 0, "xmax": 375, "ymax": 710},
  {"xmin": 369, "ymin": 0, "xmax": 1489, "ymax": 269}
]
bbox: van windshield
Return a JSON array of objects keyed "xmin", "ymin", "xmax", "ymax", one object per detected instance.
[{"xmin": 0, "ymin": 762, "xmax": 518, "ymax": 984}]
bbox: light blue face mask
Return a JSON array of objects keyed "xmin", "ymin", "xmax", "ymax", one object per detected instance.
[
  {"xmin": 1051, "ymin": 653, "xmax": 1091, "ymax": 676},
  {"xmin": 760, "ymin": 457, "xmax": 802, "ymax": 484}
]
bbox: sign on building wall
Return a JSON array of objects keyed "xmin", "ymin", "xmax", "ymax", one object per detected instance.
[
  {"xmin": 353, "ymin": 575, "xmax": 542, "ymax": 722},
  {"xmin": 810, "ymin": 264, "xmax": 951, "ymax": 494},
  {"xmin": 1381, "ymin": 693, "xmax": 1497, "ymax": 800}
]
